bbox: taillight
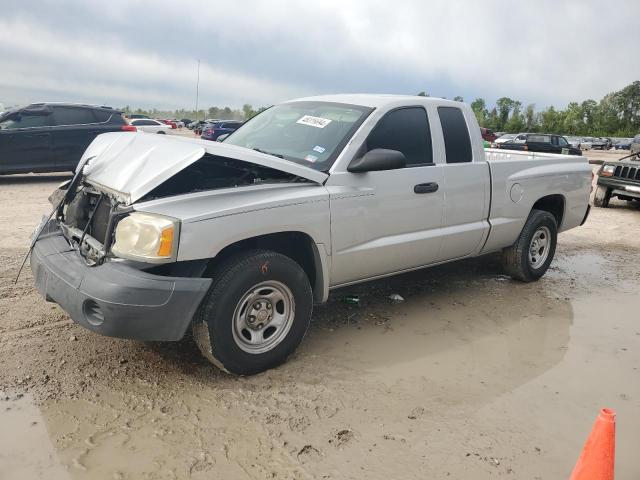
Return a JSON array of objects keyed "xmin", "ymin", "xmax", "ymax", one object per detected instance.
[
  {"xmin": 121, "ymin": 125, "xmax": 137, "ymax": 132},
  {"xmin": 205, "ymin": 128, "xmax": 213, "ymax": 135},
  {"xmin": 523, "ymin": 145, "xmax": 528, "ymax": 151}
]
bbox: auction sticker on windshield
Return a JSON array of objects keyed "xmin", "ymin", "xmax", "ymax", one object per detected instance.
[{"xmin": 297, "ymin": 115, "xmax": 332, "ymax": 128}]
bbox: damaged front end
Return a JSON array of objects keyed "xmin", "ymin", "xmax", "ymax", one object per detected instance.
[{"xmin": 50, "ymin": 178, "xmax": 130, "ymax": 266}]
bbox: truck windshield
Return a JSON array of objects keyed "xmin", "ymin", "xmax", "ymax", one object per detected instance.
[{"xmin": 224, "ymin": 101, "xmax": 372, "ymax": 171}]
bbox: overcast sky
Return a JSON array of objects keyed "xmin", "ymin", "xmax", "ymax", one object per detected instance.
[{"xmin": 1, "ymin": 0, "xmax": 639, "ymax": 111}]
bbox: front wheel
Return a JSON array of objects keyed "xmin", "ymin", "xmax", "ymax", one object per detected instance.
[
  {"xmin": 192, "ymin": 250, "xmax": 313, "ymax": 375},
  {"xmin": 501, "ymin": 209, "xmax": 558, "ymax": 282},
  {"xmin": 593, "ymin": 185, "xmax": 611, "ymax": 208}
]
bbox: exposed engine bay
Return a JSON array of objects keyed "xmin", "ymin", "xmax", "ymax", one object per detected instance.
[
  {"xmin": 53, "ymin": 154, "xmax": 306, "ymax": 265},
  {"xmin": 140, "ymin": 153, "xmax": 307, "ymax": 201}
]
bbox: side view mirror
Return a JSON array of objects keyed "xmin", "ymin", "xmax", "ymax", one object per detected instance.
[
  {"xmin": 347, "ymin": 148, "xmax": 406, "ymax": 173},
  {"xmin": 217, "ymin": 133, "xmax": 229, "ymax": 142}
]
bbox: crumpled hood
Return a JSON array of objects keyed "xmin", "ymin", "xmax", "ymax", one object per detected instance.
[{"xmin": 79, "ymin": 133, "xmax": 328, "ymax": 204}]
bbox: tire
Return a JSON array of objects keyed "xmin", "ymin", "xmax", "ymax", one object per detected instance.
[
  {"xmin": 192, "ymin": 250, "xmax": 313, "ymax": 375},
  {"xmin": 501, "ymin": 209, "xmax": 558, "ymax": 282},
  {"xmin": 593, "ymin": 185, "xmax": 611, "ymax": 208}
]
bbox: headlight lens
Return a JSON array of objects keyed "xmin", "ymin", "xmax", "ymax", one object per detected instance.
[
  {"xmin": 112, "ymin": 212, "xmax": 179, "ymax": 262},
  {"xmin": 600, "ymin": 164, "xmax": 616, "ymax": 177}
]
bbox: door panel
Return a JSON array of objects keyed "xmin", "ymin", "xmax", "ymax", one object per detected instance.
[
  {"xmin": 0, "ymin": 129, "xmax": 53, "ymax": 173},
  {"xmin": 436, "ymin": 105, "xmax": 490, "ymax": 260},
  {"xmin": 438, "ymin": 162, "xmax": 490, "ymax": 259},
  {"xmin": 52, "ymin": 124, "xmax": 98, "ymax": 170},
  {"xmin": 326, "ymin": 166, "xmax": 445, "ymax": 286},
  {"xmin": 51, "ymin": 107, "xmax": 101, "ymax": 170}
]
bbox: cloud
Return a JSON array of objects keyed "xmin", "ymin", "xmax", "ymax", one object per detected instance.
[{"xmin": 0, "ymin": 0, "xmax": 638, "ymax": 110}]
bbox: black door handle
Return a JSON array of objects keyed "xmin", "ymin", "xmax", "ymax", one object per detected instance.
[{"xmin": 414, "ymin": 182, "xmax": 439, "ymax": 194}]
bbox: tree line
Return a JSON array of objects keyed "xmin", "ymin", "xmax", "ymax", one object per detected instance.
[
  {"xmin": 119, "ymin": 80, "xmax": 640, "ymax": 136},
  {"xmin": 120, "ymin": 104, "xmax": 267, "ymax": 122},
  {"xmin": 419, "ymin": 81, "xmax": 640, "ymax": 137}
]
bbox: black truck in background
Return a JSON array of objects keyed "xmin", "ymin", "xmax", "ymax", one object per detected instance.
[
  {"xmin": 496, "ymin": 133, "xmax": 582, "ymax": 156},
  {"xmin": 0, "ymin": 103, "xmax": 135, "ymax": 175}
]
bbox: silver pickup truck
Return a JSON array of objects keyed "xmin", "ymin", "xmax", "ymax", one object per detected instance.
[{"xmin": 31, "ymin": 95, "xmax": 592, "ymax": 374}]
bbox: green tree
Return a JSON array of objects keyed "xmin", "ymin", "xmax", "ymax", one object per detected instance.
[
  {"xmin": 524, "ymin": 104, "xmax": 536, "ymax": 131},
  {"xmin": 485, "ymin": 108, "xmax": 499, "ymax": 130},
  {"xmin": 495, "ymin": 97, "xmax": 515, "ymax": 130},
  {"xmin": 470, "ymin": 98, "xmax": 487, "ymax": 126},
  {"xmin": 505, "ymin": 101, "xmax": 524, "ymax": 132},
  {"xmin": 416, "ymin": 91, "xmax": 429, "ymax": 97},
  {"xmin": 453, "ymin": 96, "xmax": 464, "ymax": 102}
]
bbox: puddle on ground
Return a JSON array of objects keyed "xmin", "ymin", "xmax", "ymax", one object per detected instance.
[
  {"xmin": 0, "ymin": 393, "xmax": 70, "ymax": 480},
  {"xmin": 547, "ymin": 252, "xmax": 607, "ymax": 279}
]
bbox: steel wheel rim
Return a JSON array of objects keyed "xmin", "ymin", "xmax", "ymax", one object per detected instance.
[
  {"xmin": 232, "ymin": 280, "xmax": 295, "ymax": 354},
  {"xmin": 528, "ymin": 226, "xmax": 551, "ymax": 269}
]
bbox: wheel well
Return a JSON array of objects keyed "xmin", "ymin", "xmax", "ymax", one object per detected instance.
[
  {"xmin": 532, "ymin": 194, "xmax": 565, "ymax": 227},
  {"xmin": 205, "ymin": 232, "xmax": 321, "ymax": 300}
]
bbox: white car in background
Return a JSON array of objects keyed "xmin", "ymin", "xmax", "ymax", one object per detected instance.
[
  {"xmin": 579, "ymin": 138, "xmax": 593, "ymax": 150},
  {"xmin": 494, "ymin": 133, "xmax": 517, "ymax": 144},
  {"xmin": 129, "ymin": 118, "xmax": 171, "ymax": 134}
]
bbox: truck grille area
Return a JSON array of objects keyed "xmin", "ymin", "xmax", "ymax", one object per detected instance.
[
  {"xmin": 614, "ymin": 165, "xmax": 640, "ymax": 182},
  {"xmin": 64, "ymin": 190, "xmax": 112, "ymax": 245}
]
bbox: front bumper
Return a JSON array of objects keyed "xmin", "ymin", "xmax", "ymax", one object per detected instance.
[
  {"xmin": 597, "ymin": 177, "xmax": 640, "ymax": 199},
  {"xmin": 30, "ymin": 221, "xmax": 211, "ymax": 341}
]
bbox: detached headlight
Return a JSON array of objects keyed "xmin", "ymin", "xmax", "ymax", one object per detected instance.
[
  {"xmin": 600, "ymin": 164, "xmax": 616, "ymax": 177},
  {"xmin": 112, "ymin": 212, "xmax": 179, "ymax": 263}
]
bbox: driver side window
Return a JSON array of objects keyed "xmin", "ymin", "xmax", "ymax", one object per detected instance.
[
  {"xmin": 0, "ymin": 113, "xmax": 51, "ymax": 130},
  {"xmin": 365, "ymin": 107, "xmax": 433, "ymax": 166}
]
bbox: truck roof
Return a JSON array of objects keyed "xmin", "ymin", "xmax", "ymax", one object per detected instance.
[{"xmin": 286, "ymin": 94, "xmax": 463, "ymax": 109}]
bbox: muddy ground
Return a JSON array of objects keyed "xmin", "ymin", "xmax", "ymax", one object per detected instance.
[{"xmin": 1, "ymin": 150, "xmax": 639, "ymax": 479}]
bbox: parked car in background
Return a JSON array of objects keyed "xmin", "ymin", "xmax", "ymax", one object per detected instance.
[
  {"xmin": 631, "ymin": 134, "xmax": 640, "ymax": 154},
  {"xmin": 159, "ymin": 119, "xmax": 177, "ymax": 129},
  {"xmin": 127, "ymin": 114, "xmax": 149, "ymax": 120},
  {"xmin": 129, "ymin": 118, "xmax": 171, "ymax": 134},
  {"xmin": 614, "ymin": 138, "xmax": 632, "ymax": 150},
  {"xmin": 480, "ymin": 127, "xmax": 497, "ymax": 142},
  {"xmin": 180, "ymin": 118, "xmax": 192, "ymax": 126},
  {"xmin": 194, "ymin": 120, "xmax": 222, "ymax": 136},
  {"xmin": 496, "ymin": 133, "xmax": 582, "ymax": 155},
  {"xmin": 594, "ymin": 154, "xmax": 640, "ymax": 207},
  {"xmin": 579, "ymin": 138, "xmax": 593, "ymax": 150},
  {"xmin": 566, "ymin": 136, "xmax": 583, "ymax": 149},
  {"xmin": 590, "ymin": 137, "xmax": 608, "ymax": 150},
  {"xmin": 494, "ymin": 133, "xmax": 517, "ymax": 145},
  {"xmin": 201, "ymin": 120, "xmax": 244, "ymax": 141},
  {"xmin": 33, "ymin": 95, "xmax": 591, "ymax": 374},
  {"xmin": 0, "ymin": 103, "xmax": 135, "ymax": 175}
]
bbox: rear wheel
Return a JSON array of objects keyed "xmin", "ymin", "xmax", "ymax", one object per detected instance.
[
  {"xmin": 501, "ymin": 209, "xmax": 558, "ymax": 282},
  {"xmin": 593, "ymin": 185, "xmax": 611, "ymax": 208},
  {"xmin": 192, "ymin": 250, "xmax": 313, "ymax": 375}
]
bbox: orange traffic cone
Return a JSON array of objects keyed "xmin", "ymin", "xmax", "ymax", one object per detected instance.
[{"xmin": 570, "ymin": 408, "xmax": 616, "ymax": 480}]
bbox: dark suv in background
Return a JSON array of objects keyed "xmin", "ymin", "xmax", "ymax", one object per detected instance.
[
  {"xmin": 496, "ymin": 133, "xmax": 582, "ymax": 156},
  {"xmin": 0, "ymin": 103, "xmax": 135, "ymax": 175},
  {"xmin": 200, "ymin": 120, "xmax": 244, "ymax": 141}
]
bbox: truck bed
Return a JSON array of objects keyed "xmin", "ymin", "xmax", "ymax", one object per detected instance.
[{"xmin": 481, "ymin": 148, "xmax": 592, "ymax": 254}]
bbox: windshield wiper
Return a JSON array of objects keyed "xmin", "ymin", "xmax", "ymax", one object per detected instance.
[{"xmin": 252, "ymin": 148, "xmax": 284, "ymax": 159}]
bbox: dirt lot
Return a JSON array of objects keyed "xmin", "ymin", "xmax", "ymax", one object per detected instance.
[{"xmin": 1, "ymin": 149, "xmax": 639, "ymax": 479}]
